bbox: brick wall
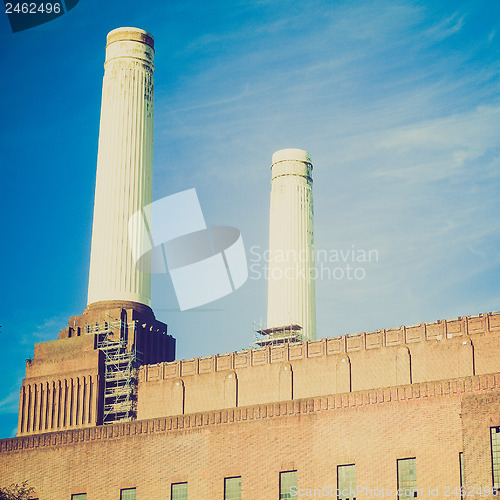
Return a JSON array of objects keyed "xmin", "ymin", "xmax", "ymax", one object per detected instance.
[
  {"xmin": 1, "ymin": 374, "xmax": 499, "ymax": 499},
  {"xmin": 18, "ymin": 335, "xmax": 103, "ymax": 435},
  {"xmin": 462, "ymin": 392, "xmax": 500, "ymax": 497},
  {"xmin": 137, "ymin": 313, "xmax": 500, "ymax": 420}
]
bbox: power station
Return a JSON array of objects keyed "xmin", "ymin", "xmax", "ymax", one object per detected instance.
[{"xmin": 0, "ymin": 27, "xmax": 499, "ymax": 500}]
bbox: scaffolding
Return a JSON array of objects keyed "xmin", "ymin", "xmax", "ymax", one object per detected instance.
[
  {"xmin": 253, "ymin": 321, "xmax": 303, "ymax": 348},
  {"xmin": 89, "ymin": 319, "xmax": 142, "ymax": 425}
]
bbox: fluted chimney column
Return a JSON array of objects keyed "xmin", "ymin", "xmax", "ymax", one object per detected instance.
[
  {"xmin": 266, "ymin": 148, "xmax": 316, "ymax": 341},
  {"xmin": 87, "ymin": 27, "xmax": 154, "ymax": 306}
]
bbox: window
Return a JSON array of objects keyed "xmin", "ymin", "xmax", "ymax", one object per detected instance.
[
  {"xmin": 397, "ymin": 458, "xmax": 418, "ymax": 498},
  {"xmin": 492, "ymin": 427, "xmax": 500, "ymax": 493},
  {"xmin": 337, "ymin": 464, "xmax": 356, "ymax": 500},
  {"xmin": 280, "ymin": 471, "xmax": 297, "ymax": 499},
  {"xmin": 171, "ymin": 482, "xmax": 188, "ymax": 500},
  {"xmin": 71, "ymin": 495, "xmax": 87, "ymax": 500},
  {"xmin": 459, "ymin": 453, "xmax": 465, "ymax": 498},
  {"xmin": 120, "ymin": 488, "xmax": 136, "ymax": 500},
  {"xmin": 224, "ymin": 476, "xmax": 241, "ymax": 500}
]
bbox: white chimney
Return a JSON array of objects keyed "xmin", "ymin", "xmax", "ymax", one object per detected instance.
[
  {"xmin": 87, "ymin": 28, "xmax": 155, "ymax": 307},
  {"xmin": 266, "ymin": 148, "xmax": 316, "ymax": 341}
]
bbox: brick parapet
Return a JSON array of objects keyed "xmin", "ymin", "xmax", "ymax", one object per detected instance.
[
  {"xmin": 140, "ymin": 311, "xmax": 500, "ymax": 382},
  {"xmin": 3, "ymin": 372, "xmax": 499, "ymax": 454}
]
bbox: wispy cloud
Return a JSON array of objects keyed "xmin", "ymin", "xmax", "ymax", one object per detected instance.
[
  {"xmin": 0, "ymin": 389, "xmax": 19, "ymax": 413},
  {"xmin": 426, "ymin": 12, "xmax": 466, "ymax": 40},
  {"xmin": 20, "ymin": 315, "xmax": 67, "ymax": 345},
  {"xmin": 378, "ymin": 105, "xmax": 499, "ymax": 149}
]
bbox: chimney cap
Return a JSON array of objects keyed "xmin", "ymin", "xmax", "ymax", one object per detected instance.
[
  {"xmin": 107, "ymin": 27, "xmax": 154, "ymax": 50},
  {"xmin": 272, "ymin": 148, "xmax": 311, "ymax": 165}
]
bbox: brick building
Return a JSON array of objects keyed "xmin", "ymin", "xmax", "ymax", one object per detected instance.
[{"xmin": 0, "ymin": 311, "xmax": 499, "ymax": 499}]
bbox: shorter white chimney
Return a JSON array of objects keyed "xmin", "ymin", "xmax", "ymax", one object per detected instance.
[{"xmin": 266, "ymin": 148, "xmax": 316, "ymax": 341}]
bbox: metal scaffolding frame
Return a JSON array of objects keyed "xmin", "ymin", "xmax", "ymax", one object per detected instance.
[
  {"xmin": 253, "ymin": 321, "xmax": 303, "ymax": 348},
  {"xmin": 89, "ymin": 319, "xmax": 142, "ymax": 425}
]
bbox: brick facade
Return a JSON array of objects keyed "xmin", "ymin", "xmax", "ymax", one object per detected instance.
[
  {"xmin": 1, "ymin": 375, "xmax": 499, "ymax": 498},
  {"xmin": 2, "ymin": 312, "xmax": 499, "ymax": 499}
]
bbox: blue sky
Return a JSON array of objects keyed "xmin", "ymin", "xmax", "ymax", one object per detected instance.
[{"xmin": 1, "ymin": 0, "xmax": 499, "ymax": 438}]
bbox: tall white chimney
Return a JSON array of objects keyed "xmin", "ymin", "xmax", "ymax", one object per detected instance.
[
  {"xmin": 266, "ymin": 148, "xmax": 316, "ymax": 341},
  {"xmin": 87, "ymin": 27, "xmax": 154, "ymax": 307}
]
